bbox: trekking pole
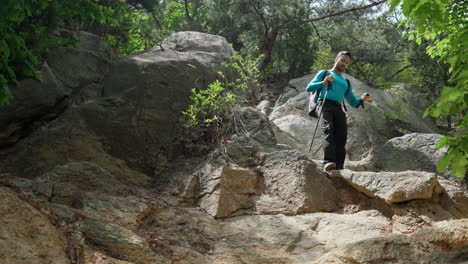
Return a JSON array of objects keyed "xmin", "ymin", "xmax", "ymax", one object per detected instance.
[
  {"xmin": 346, "ymin": 94, "xmax": 369, "ymax": 118},
  {"xmin": 308, "ymin": 83, "xmax": 332, "ymax": 153}
]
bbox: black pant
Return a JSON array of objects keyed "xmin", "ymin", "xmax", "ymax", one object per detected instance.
[{"xmin": 318, "ymin": 100, "xmax": 347, "ymax": 169}]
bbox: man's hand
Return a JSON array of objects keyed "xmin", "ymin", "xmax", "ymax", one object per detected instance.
[
  {"xmin": 322, "ymin": 75, "xmax": 334, "ymax": 85},
  {"xmin": 361, "ymin": 93, "xmax": 371, "ymax": 102}
]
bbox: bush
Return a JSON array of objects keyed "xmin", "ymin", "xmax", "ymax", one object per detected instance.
[{"xmin": 179, "ymin": 53, "xmax": 260, "ymax": 146}]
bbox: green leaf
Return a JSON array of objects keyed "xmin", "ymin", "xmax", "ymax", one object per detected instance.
[
  {"xmin": 451, "ymin": 154, "xmax": 467, "ymax": 178},
  {"xmin": 437, "ymin": 153, "xmax": 451, "ymax": 172},
  {"xmin": 436, "ymin": 137, "xmax": 450, "ymax": 150}
]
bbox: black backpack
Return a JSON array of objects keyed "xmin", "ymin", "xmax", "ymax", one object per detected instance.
[{"xmin": 307, "ymin": 70, "xmax": 350, "ymax": 118}]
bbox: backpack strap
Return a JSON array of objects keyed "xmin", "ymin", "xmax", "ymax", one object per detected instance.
[
  {"xmin": 342, "ymin": 79, "xmax": 350, "ymax": 112},
  {"xmin": 345, "ymin": 79, "xmax": 350, "ymax": 95},
  {"xmin": 316, "ymin": 70, "xmax": 329, "ymax": 98}
]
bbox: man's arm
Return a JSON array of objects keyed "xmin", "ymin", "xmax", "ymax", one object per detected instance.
[
  {"xmin": 344, "ymin": 82, "xmax": 364, "ymax": 108},
  {"xmin": 306, "ymin": 70, "xmax": 327, "ymax": 92}
]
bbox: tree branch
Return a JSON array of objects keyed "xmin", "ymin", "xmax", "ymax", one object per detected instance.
[
  {"xmin": 304, "ymin": 0, "xmax": 387, "ymax": 23},
  {"xmin": 250, "ymin": 0, "xmax": 269, "ymax": 38},
  {"xmin": 184, "ymin": 0, "xmax": 192, "ymax": 21},
  {"xmin": 385, "ymin": 65, "xmax": 411, "ymax": 81},
  {"xmin": 311, "ymin": 22, "xmax": 323, "ymax": 42}
]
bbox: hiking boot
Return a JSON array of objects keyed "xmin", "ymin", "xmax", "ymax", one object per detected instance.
[{"xmin": 324, "ymin": 162, "xmax": 336, "ymax": 174}]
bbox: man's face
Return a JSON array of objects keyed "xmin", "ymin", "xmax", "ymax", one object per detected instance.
[{"xmin": 335, "ymin": 55, "xmax": 351, "ymax": 72}]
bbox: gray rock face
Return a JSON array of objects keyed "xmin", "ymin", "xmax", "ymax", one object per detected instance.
[
  {"xmin": 0, "ymin": 31, "xmax": 111, "ymax": 148},
  {"xmin": 258, "ymin": 150, "xmax": 337, "ymax": 214},
  {"xmin": 160, "ymin": 31, "xmax": 235, "ymax": 56},
  {"xmin": 47, "ymin": 31, "xmax": 111, "ymax": 90},
  {"xmin": 94, "ymin": 31, "xmax": 234, "ymax": 171},
  {"xmin": 0, "ymin": 63, "xmax": 67, "ymax": 146},
  {"xmin": 234, "ymin": 107, "xmax": 280, "ymax": 152},
  {"xmin": 1, "ymin": 31, "xmax": 236, "ymax": 177},
  {"xmin": 337, "ymin": 169, "xmax": 442, "ymax": 204},
  {"xmin": 373, "ymin": 133, "xmax": 448, "ymax": 173},
  {"xmin": 271, "ymin": 74, "xmax": 440, "ymax": 164}
]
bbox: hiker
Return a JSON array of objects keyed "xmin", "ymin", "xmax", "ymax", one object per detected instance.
[{"xmin": 306, "ymin": 51, "xmax": 370, "ymax": 174}]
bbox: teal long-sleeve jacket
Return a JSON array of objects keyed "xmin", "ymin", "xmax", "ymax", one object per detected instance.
[{"xmin": 306, "ymin": 70, "xmax": 362, "ymax": 108}]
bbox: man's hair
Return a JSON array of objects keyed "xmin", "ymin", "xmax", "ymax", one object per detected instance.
[{"xmin": 336, "ymin": 51, "xmax": 351, "ymax": 60}]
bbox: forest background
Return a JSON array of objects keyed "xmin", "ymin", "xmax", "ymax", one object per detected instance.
[{"xmin": 1, "ymin": 0, "xmax": 466, "ymax": 176}]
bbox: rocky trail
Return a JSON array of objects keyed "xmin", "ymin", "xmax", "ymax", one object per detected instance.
[{"xmin": 0, "ymin": 31, "xmax": 467, "ymax": 264}]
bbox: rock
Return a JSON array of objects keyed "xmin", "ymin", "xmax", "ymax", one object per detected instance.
[
  {"xmin": 3, "ymin": 162, "xmax": 150, "ymax": 230},
  {"xmin": 83, "ymin": 246, "xmax": 137, "ymax": 264},
  {"xmin": 373, "ymin": 133, "xmax": 448, "ymax": 174},
  {"xmin": 391, "ymin": 213, "xmax": 432, "ymax": 234},
  {"xmin": 1, "ymin": 31, "xmax": 236, "ymax": 179},
  {"xmin": 256, "ymin": 100, "xmax": 271, "ymax": 114},
  {"xmin": 275, "ymin": 87, "xmax": 300, "ymax": 107},
  {"xmin": 337, "ymin": 169, "xmax": 442, "ymax": 204},
  {"xmin": 0, "ymin": 63, "xmax": 67, "ymax": 147},
  {"xmin": 439, "ymin": 178, "xmax": 468, "ymax": 218},
  {"xmin": 89, "ymin": 32, "xmax": 234, "ymax": 172},
  {"xmin": 312, "ymin": 219, "xmax": 468, "ymax": 264},
  {"xmin": 233, "ymin": 107, "xmax": 280, "ymax": 152},
  {"xmin": 305, "ymin": 210, "xmax": 391, "ymax": 246},
  {"xmin": 212, "ymin": 210, "xmax": 390, "ymax": 263},
  {"xmin": 159, "ymin": 31, "xmax": 235, "ymax": 56},
  {"xmin": 270, "ymin": 92, "xmax": 308, "ymax": 121},
  {"xmin": 222, "ymin": 136, "xmax": 258, "ymax": 166},
  {"xmin": 199, "ymin": 167, "xmax": 258, "ymax": 218},
  {"xmin": 77, "ymin": 218, "xmax": 171, "ymax": 264},
  {"xmin": 270, "ymin": 114, "xmax": 321, "ymax": 156},
  {"xmin": 47, "ymin": 31, "xmax": 111, "ymax": 90},
  {"xmin": 33, "ymin": 162, "xmax": 134, "ymax": 197},
  {"xmin": 72, "ymin": 83, "xmax": 104, "ymax": 105},
  {"xmin": 258, "ymin": 150, "xmax": 337, "ymax": 214},
  {"xmin": 0, "ymin": 187, "xmax": 69, "ymax": 264},
  {"xmin": 0, "ymin": 107, "xmax": 153, "ymax": 184}
]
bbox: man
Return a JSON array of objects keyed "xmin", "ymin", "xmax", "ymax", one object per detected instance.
[{"xmin": 306, "ymin": 51, "xmax": 370, "ymax": 174}]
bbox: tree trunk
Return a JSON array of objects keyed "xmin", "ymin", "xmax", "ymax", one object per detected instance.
[
  {"xmin": 255, "ymin": 30, "xmax": 278, "ymax": 71},
  {"xmin": 193, "ymin": 0, "xmax": 199, "ymax": 18},
  {"xmin": 184, "ymin": 0, "xmax": 192, "ymax": 21}
]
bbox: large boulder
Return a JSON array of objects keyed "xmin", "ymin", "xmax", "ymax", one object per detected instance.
[
  {"xmin": 46, "ymin": 30, "xmax": 111, "ymax": 91},
  {"xmin": 0, "ymin": 31, "xmax": 114, "ymax": 148},
  {"xmin": 257, "ymin": 150, "xmax": 337, "ymax": 214},
  {"xmin": 199, "ymin": 166, "xmax": 259, "ymax": 218},
  {"xmin": 336, "ymin": 169, "xmax": 442, "ymax": 204},
  {"xmin": 232, "ymin": 107, "xmax": 283, "ymax": 153},
  {"xmin": 0, "ymin": 108, "xmax": 153, "ymax": 183},
  {"xmin": 270, "ymin": 74, "xmax": 440, "ymax": 165},
  {"xmin": 1, "ymin": 31, "xmax": 236, "ymax": 178},
  {"xmin": 85, "ymin": 31, "xmax": 235, "ymax": 172},
  {"xmin": 0, "ymin": 63, "xmax": 68, "ymax": 147},
  {"xmin": 372, "ymin": 133, "xmax": 448, "ymax": 174}
]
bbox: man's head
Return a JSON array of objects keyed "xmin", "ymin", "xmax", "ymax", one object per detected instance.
[{"xmin": 334, "ymin": 51, "xmax": 351, "ymax": 73}]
